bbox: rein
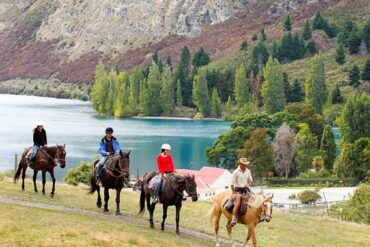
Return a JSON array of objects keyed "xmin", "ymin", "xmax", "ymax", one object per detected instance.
[
  {"xmin": 104, "ymin": 155, "xmax": 129, "ymax": 178},
  {"xmin": 40, "ymin": 147, "xmax": 65, "ymax": 165},
  {"xmin": 166, "ymin": 175, "xmax": 197, "ymax": 199}
]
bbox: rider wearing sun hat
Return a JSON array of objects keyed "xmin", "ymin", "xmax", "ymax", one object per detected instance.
[
  {"xmin": 230, "ymin": 157, "xmax": 253, "ymax": 226},
  {"xmin": 152, "ymin": 143, "xmax": 175, "ymax": 204},
  {"xmin": 28, "ymin": 121, "xmax": 47, "ymax": 169}
]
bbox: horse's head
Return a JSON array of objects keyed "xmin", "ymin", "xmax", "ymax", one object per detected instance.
[
  {"xmin": 117, "ymin": 150, "xmax": 130, "ymax": 178},
  {"xmin": 262, "ymin": 193, "xmax": 274, "ymax": 222},
  {"xmin": 56, "ymin": 144, "xmax": 66, "ymax": 168},
  {"xmin": 185, "ymin": 174, "xmax": 198, "ymax": 202}
]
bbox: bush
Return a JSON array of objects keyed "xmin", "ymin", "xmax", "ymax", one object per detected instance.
[
  {"xmin": 299, "ymin": 168, "xmax": 332, "ymax": 178},
  {"xmin": 299, "ymin": 190, "xmax": 321, "ymax": 204},
  {"xmin": 269, "ymin": 177, "xmax": 359, "ymax": 187},
  {"xmin": 64, "ymin": 161, "xmax": 93, "ymax": 186},
  {"xmin": 330, "ymin": 183, "xmax": 370, "ymax": 224}
]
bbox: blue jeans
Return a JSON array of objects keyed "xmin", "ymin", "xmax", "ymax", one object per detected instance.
[
  {"xmin": 153, "ymin": 173, "xmax": 163, "ymax": 198},
  {"xmin": 28, "ymin": 145, "xmax": 39, "ymax": 162},
  {"xmin": 97, "ymin": 156, "xmax": 107, "ymax": 178}
]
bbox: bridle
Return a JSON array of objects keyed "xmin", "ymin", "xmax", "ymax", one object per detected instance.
[
  {"xmin": 104, "ymin": 154, "xmax": 129, "ymax": 178},
  {"xmin": 259, "ymin": 199, "xmax": 273, "ymax": 223},
  {"xmin": 40, "ymin": 146, "xmax": 66, "ymax": 165},
  {"xmin": 166, "ymin": 175, "xmax": 197, "ymax": 199}
]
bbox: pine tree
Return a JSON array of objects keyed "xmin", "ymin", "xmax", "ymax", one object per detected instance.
[
  {"xmin": 306, "ymin": 41, "xmax": 318, "ymax": 55},
  {"xmin": 240, "ymin": 40, "xmax": 248, "ymax": 51},
  {"xmin": 174, "ymin": 46, "xmax": 192, "ymax": 106},
  {"xmin": 159, "ymin": 65, "xmax": 175, "ymax": 114},
  {"xmin": 312, "ymin": 11, "xmax": 325, "ymax": 30},
  {"xmin": 271, "ymin": 40, "xmax": 280, "ymax": 60},
  {"xmin": 279, "ymin": 32, "xmax": 293, "ymax": 62},
  {"xmin": 348, "ymin": 28, "xmax": 362, "ymax": 54},
  {"xmin": 166, "ymin": 56, "xmax": 173, "ymax": 72},
  {"xmin": 305, "ymin": 55, "xmax": 327, "ymax": 114},
  {"xmin": 192, "ymin": 47, "xmax": 210, "ymax": 76},
  {"xmin": 260, "ymin": 27, "xmax": 266, "ymax": 41},
  {"xmin": 319, "ymin": 125, "xmax": 337, "ymax": 171},
  {"xmin": 335, "ymin": 45, "xmax": 346, "ymax": 65},
  {"xmin": 192, "ymin": 68, "xmax": 210, "ymax": 117},
  {"xmin": 251, "ymin": 33, "xmax": 258, "ymax": 41},
  {"xmin": 128, "ymin": 67, "xmax": 143, "ymax": 115},
  {"xmin": 152, "ymin": 50, "xmax": 163, "ymax": 72},
  {"xmin": 146, "ymin": 63, "xmax": 162, "ymax": 115},
  {"xmin": 176, "ymin": 79, "xmax": 183, "ymax": 107},
  {"xmin": 262, "ymin": 57, "xmax": 286, "ymax": 114},
  {"xmin": 211, "ymin": 88, "xmax": 222, "ymax": 118},
  {"xmin": 302, "ymin": 20, "xmax": 312, "ymax": 41},
  {"xmin": 349, "ymin": 64, "xmax": 361, "ymax": 90},
  {"xmin": 251, "ymin": 40, "xmax": 269, "ymax": 73},
  {"xmin": 292, "ymin": 32, "xmax": 306, "ymax": 60},
  {"xmin": 284, "ymin": 14, "xmax": 292, "ymax": 32},
  {"xmin": 283, "ymin": 72, "xmax": 291, "ymax": 102},
  {"xmin": 331, "ymin": 83, "xmax": 344, "ymax": 104},
  {"xmin": 290, "ymin": 79, "xmax": 304, "ymax": 102},
  {"xmin": 361, "ymin": 58, "xmax": 370, "ymax": 85},
  {"xmin": 363, "ymin": 17, "xmax": 370, "ymax": 51},
  {"xmin": 234, "ymin": 64, "xmax": 250, "ymax": 108}
]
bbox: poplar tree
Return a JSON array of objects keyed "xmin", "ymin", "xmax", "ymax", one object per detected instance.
[
  {"xmin": 319, "ymin": 124, "xmax": 337, "ymax": 171},
  {"xmin": 176, "ymin": 80, "xmax": 183, "ymax": 107},
  {"xmin": 146, "ymin": 63, "xmax": 162, "ymax": 115},
  {"xmin": 211, "ymin": 88, "xmax": 222, "ymax": 118},
  {"xmin": 192, "ymin": 68, "xmax": 210, "ymax": 117},
  {"xmin": 296, "ymin": 123, "xmax": 318, "ymax": 173},
  {"xmin": 91, "ymin": 62, "xmax": 107, "ymax": 113},
  {"xmin": 114, "ymin": 71, "xmax": 129, "ymax": 117},
  {"xmin": 159, "ymin": 65, "xmax": 175, "ymax": 114},
  {"xmin": 128, "ymin": 67, "xmax": 143, "ymax": 115},
  {"xmin": 234, "ymin": 64, "xmax": 250, "ymax": 108},
  {"xmin": 305, "ymin": 55, "xmax": 327, "ymax": 114},
  {"xmin": 262, "ymin": 57, "xmax": 286, "ymax": 114}
]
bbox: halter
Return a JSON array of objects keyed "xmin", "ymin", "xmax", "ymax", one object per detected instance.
[
  {"xmin": 104, "ymin": 154, "xmax": 129, "ymax": 178},
  {"xmin": 166, "ymin": 175, "xmax": 197, "ymax": 199},
  {"xmin": 258, "ymin": 199, "xmax": 273, "ymax": 223},
  {"xmin": 40, "ymin": 146, "xmax": 65, "ymax": 165}
]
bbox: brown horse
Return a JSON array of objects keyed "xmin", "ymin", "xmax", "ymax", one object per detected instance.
[
  {"xmin": 139, "ymin": 171, "xmax": 198, "ymax": 234},
  {"xmin": 89, "ymin": 150, "xmax": 130, "ymax": 215},
  {"xmin": 209, "ymin": 190, "xmax": 274, "ymax": 247},
  {"xmin": 14, "ymin": 145, "xmax": 67, "ymax": 196}
]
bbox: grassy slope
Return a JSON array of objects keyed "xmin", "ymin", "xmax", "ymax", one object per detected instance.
[{"xmin": 1, "ymin": 176, "xmax": 369, "ymax": 247}]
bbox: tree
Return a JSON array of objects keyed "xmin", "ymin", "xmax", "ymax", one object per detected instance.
[
  {"xmin": 306, "ymin": 41, "xmax": 318, "ymax": 55},
  {"xmin": 296, "ymin": 123, "xmax": 318, "ymax": 173},
  {"xmin": 363, "ymin": 17, "xmax": 370, "ymax": 51},
  {"xmin": 251, "ymin": 33, "xmax": 258, "ymax": 41},
  {"xmin": 262, "ymin": 57, "xmax": 286, "ymax": 114},
  {"xmin": 237, "ymin": 128, "xmax": 273, "ymax": 181},
  {"xmin": 128, "ymin": 67, "xmax": 143, "ymax": 115},
  {"xmin": 319, "ymin": 124, "xmax": 337, "ymax": 171},
  {"xmin": 283, "ymin": 14, "xmax": 292, "ymax": 32},
  {"xmin": 174, "ymin": 46, "xmax": 192, "ymax": 106},
  {"xmin": 166, "ymin": 56, "xmax": 173, "ymax": 72},
  {"xmin": 260, "ymin": 27, "xmax": 266, "ymax": 41},
  {"xmin": 240, "ymin": 40, "xmax": 248, "ymax": 51},
  {"xmin": 361, "ymin": 58, "xmax": 370, "ymax": 89},
  {"xmin": 349, "ymin": 64, "xmax": 361, "ymax": 90},
  {"xmin": 159, "ymin": 65, "xmax": 175, "ymax": 114},
  {"xmin": 283, "ymin": 72, "xmax": 291, "ymax": 102},
  {"xmin": 211, "ymin": 88, "xmax": 222, "ymax": 118},
  {"xmin": 176, "ymin": 79, "xmax": 182, "ymax": 107},
  {"xmin": 114, "ymin": 71, "xmax": 129, "ymax": 117},
  {"xmin": 139, "ymin": 79, "xmax": 149, "ymax": 115},
  {"xmin": 271, "ymin": 40, "xmax": 280, "ymax": 60},
  {"xmin": 272, "ymin": 124, "xmax": 298, "ymax": 178},
  {"xmin": 192, "ymin": 68, "xmax": 210, "ymax": 117},
  {"xmin": 335, "ymin": 45, "xmax": 346, "ymax": 65},
  {"xmin": 331, "ymin": 83, "xmax": 344, "ymax": 104},
  {"xmin": 290, "ymin": 79, "xmax": 304, "ymax": 102},
  {"xmin": 145, "ymin": 63, "xmax": 162, "ymax": 115},
  {"xmin": 91, "ymin": 62, "xmax": 107, "ymax": 113},
  {"xmin": 192, "ymin": 47, "xmax": 210, "ymax": 75},
  {"xmin": 292, "ymin": 32, "xmax": 306, "ymax": 60},
  {"xmin": 279, "ymin": 32, "xmax": 294, "ymax": 62},
  {"xmin": 338, "ymin": 93, "xmax": 370, "ymax": 143},
  {"xmin": 305, "ymin": 55, "xmax": 327, "ymax": 114},
  {"xmin": 302, "ymin": 20, "xmax": 312, "ymax": 41},
  {"xmin": 234, "ymin": 64, "xmax": 250, "ymax": 108},
  {"xmin": 312, "ymin": 11, "xmax": 335, "ymax": 38},
  {"xmin": 251, "ymin": 40, "xmax": 269, "ymax": 73},
  {"xmin": 348, "ymin": 29, "xmax": 362, "ymax": 54}
]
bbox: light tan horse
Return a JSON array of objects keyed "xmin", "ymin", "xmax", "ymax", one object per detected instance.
[{"xmin": 209, "ymin": 190, "xmax": 274, "ymax": 247}]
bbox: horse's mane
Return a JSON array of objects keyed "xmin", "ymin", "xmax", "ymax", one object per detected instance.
[{"xmin": 248, "ymin": 194, "xmax": 265, "ymax": 208}]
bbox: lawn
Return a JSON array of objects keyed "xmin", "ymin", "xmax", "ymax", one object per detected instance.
[{"xmin": 1, "ymin": 175, "xmax": 369, "ymax": 247}]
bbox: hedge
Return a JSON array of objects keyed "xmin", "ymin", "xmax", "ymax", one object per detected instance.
[{"xmin": 268, "ymin": 177, "xmax": 359, "ymax": 187}]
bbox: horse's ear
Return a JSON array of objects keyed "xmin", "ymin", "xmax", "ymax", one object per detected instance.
[
  {"xmin": 63, "ymin": 144, "xmax": 66, "ymax": 148},
  {"xmin": 192, "ymin": 174, "xmax": 195, "ymax": 179},
  {"xmin": 126, "ymin": 150, "xmax": 131, "ymax": 158}
]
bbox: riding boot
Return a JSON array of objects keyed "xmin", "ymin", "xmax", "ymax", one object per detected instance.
[
  {"xmin": 231, "ymin": 214, "xmax": 237, "ymax": 227},
  {"xmin": 28, "ymin": 161, "xmax": 34, "ymax": 169}
]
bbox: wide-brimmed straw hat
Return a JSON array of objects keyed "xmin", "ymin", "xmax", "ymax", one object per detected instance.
[{"xmin": 239, "ymin": 158, "xmax": 250, "ymax": 165}]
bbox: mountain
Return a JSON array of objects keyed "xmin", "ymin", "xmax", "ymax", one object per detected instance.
[{"xmin": 0, "ymin": 0, "xmax": 367, "ymax": 87}]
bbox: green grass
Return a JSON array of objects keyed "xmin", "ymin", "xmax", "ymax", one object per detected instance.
[{"xmin": 1, "ymin": 175, "xmax": 370, "ymax": 246}]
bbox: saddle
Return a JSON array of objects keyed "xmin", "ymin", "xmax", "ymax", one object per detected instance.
[
  {"xmin": 224, "ymin": 194, "xmax": 251, "ymax": 216},
  {"xmin": 24, "ymin": 147, "xmax": 33, "ymax": 160}
]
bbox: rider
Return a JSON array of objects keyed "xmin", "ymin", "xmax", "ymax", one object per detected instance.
[
  {"xmin": 28, "ymin": 121, "xmax": 47, "ymax": 169},
  {"xmin": 152, "ymin": 143, "xmax": 175, "ymax": 204},
  {"xmin": 230, "ymin": 157, "xmax": 253, "ymax": 227},
  {"xmin": 96, "ymin": 127, "xmax": 121, "ymax": 185}
]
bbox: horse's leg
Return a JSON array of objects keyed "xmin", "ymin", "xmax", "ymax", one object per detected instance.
[
  {"xmin": 50, "ymin": 170, "xmax": 56, "ymax": 197},
  {"xmin": 115, "ymin": 188, "xmax": 122, "ymax": 215},
  {"xmin": 244, "ymin": 224, "xmax": 252, "ymax": 247},
  {"xmin": 146, "ymin": 195, "xmax": 155, "ymax": 228},
  {"xmin": 96, "ymin": 186, "xmax": 102, "ymax": 208},
  {"xmin": 250, "ymin": 224, "xmax": 257, "ymax": 247},
  {"xmin": 33, "ymin": 170, "xmax": 38, "ymax": 193},
  {"xmin": 214, "ymin": 210, "xmax": 222, "ymax": 247},
  {"xmin": 175, "ymin": 203, "xmax": 182, "ymax": 235},
  {"xmin": 161, "ymin": 204, "xmax": 168, "ymax": 231},
  {"xmin": 21, "ymin": 164, "xmax": 26, "ymax": 191},
  {"xmin": 226, "ymin": 220, "xmax": 236, "ymax": 247},
  {"xmin": 41, "ymin": 170, "xmax": 46, "ymax": 195},
  {"xmin": 103, "ymin": 187, "xmax": 110, "ymax": 213}
]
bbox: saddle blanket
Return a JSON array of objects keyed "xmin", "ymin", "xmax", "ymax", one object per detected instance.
[{"xmin": 148, "ymin": 175, "xmax": 160, "ymax": 190}]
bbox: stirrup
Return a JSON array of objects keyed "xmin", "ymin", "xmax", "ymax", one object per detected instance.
[{"xmin": 152, "ymin": 197, "xmax": 159, "ymax": 204}]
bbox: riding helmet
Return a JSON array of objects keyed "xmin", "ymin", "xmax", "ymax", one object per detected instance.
[{"xmin": 105, "ymin": 127, "xmax": 114, "ymax": 134}]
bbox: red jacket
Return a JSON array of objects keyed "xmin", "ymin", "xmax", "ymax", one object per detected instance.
[{"xmin": 156, "ymin": 154, "xmax": 175, "ymax": 175}]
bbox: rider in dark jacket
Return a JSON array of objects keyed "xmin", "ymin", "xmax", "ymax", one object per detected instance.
[{"xmin": 28, "ymin": 121, "xmax": 47, "ymax": 168}]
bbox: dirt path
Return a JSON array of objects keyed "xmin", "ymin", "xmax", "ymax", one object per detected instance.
[{"xmin": 0, "ymin": 195, "xmax": 244, "ymax": 246}]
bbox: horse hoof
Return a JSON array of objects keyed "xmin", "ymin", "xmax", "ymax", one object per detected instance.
[
  {"xmin": 150, "ymin": 224, "xmax": 154, "ymax": 229},
  {"xmin": 97, "ymin": 202, "xmax": 102, "ymax": 208},
  {"xmin": 34, "ymin": 190, "xmax": 38, "ymax": 193},
  {"xmin": 42, "ymin": 191, "xmax": 45, "ymax": 195},
  {"xmin": 116, "ymin": 212, "xmax": 122, "ymax": 216},
  {"xmin": 104, "ymin": 209, "xmax": 109, "ymax": 214},
  {"xmin": 176, "ymin": 231, "xmax": 180, "ymax": 235}
]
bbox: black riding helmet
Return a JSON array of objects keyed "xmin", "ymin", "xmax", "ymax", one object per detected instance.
[{"xmin": 105, "ymin": 127, "xmax": 114, "ymax": 134}]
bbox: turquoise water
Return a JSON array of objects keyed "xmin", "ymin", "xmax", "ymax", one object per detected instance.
[{"xmin": 0, "ymin": 94, "xmax": 230, "ymax": 180}]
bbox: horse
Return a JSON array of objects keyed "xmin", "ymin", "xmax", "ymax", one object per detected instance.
[
  {"xmin": 89, "ymin": 150, "xmax": 130, "ymax": 215},
  {"xmin": 209, "ymin": 190, "xmax": 274, "ymax": 247},
  {"xmin": 139, "ymin": 171, "xmax": 198, "ymax": 234},
  {"xmin": 14, "ymin": 145, "xmax": 67, "ymax": 196}
]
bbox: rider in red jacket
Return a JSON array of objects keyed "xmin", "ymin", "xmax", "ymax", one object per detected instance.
[{"xmin": 152, "ymin": 143, "xmax": 175, "ymax": 203}]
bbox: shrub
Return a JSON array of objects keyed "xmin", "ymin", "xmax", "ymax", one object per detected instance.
[
  {"xmin": 299, "ymin": 190, "xmax": 321, "ymax": 204},
  {"xmin": 64, "ymin": 161, "xmax": 93, "ymax": 186},
  {"xmin": 269, "ymin": 177, "xmax": 359, "ymax": 187}
]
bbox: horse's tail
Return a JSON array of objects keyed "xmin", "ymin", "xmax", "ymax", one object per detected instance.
[
  {"xmin": 139, "ymin": 182, "xmax": 145, "ymax": 214},
  {"xmin": 14, "ymin": 159, "xmax": 23, "ymax": 183},
  {"xmin": 89, "ymin": 175, "xmax": 97, "ymax": 194}
]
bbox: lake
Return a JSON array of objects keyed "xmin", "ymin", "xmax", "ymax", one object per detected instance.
[{"xmin": 0, "ymin": 94, "xmax": 230, "ymax": 180}]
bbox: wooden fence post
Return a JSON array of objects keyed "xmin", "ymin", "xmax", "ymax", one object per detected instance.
[{"xmin": 14, "ymin": 154, "xmax": 18, "ymax": 172}]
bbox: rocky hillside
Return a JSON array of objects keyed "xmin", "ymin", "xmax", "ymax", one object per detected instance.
[{"xmin": 0, "ymin": 0, "xmax": 366, "ymax": 85}]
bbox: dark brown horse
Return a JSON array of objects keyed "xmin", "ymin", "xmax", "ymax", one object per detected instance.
[
  {"xmin": 14, "ymin": 145, "xmax": 66, "ymax": 196},
  {"xmin": 139, "ymin": 171, "xmax": 198, "ymax": 234},
  {"xmin": 89, "ymin": 150, "xmax": 130, "ymax": 215}
]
